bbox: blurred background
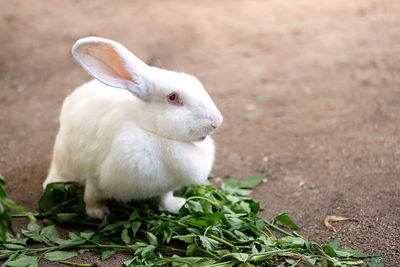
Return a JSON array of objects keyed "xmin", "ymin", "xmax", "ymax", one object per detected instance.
[{"xmin": 1, "ymin": 0, "xmax": 399, "ymax": 265}]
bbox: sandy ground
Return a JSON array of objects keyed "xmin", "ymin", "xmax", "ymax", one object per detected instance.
[{"xmin": 1, "ymin": 0, "xmax": 399, "ymax": 265}]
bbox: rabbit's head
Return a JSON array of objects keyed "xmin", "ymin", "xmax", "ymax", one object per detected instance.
[{"xmin": 72, "ymin": 37, "xmax": 223, "ymax": 142}]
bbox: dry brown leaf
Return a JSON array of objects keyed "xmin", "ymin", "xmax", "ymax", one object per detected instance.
[{"xmin": 324, "ymin": 215, "xmax": 354, "ymax": 232}]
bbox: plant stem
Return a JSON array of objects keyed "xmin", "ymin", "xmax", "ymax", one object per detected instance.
[
  {"xmin": 58, "ymin": 261, "xmax": 95, "ymax": 267},
  {"xmin": 80, "ymin": 244, "xmax": 131, "ymax": 250},
  {"xmin": 249, "ymin": 225, "xmax": 270, "ymax": 238},
  {"xmin": 201, "ymin": 248, "xmax": 221, "ymax": 259},
  {"xmin": 207, "ymin": 233, "xmax": 234, "ymax": 249},
  {"xmin": 264, "ymin": 221, "xmax": 292, "ymax": 236},
  {"xmin": 81, "ymin": 243, "xmax": 186, "ymax": 253},
  {"xmin": 26, "ymin": 247, "xmax": 56, "ymax": 253},
  {"xmin": 202, "ymin": 262, "xmax": 235, "ymax": 267}
]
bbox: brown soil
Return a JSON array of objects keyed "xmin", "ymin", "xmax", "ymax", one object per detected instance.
[{"xmin": 1, "ymin": 0, "xmax": 399, "ymax": 266}]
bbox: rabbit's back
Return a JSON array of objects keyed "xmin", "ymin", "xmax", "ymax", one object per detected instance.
[{"xmin": 52, "ymin": 80, "xmax": 141, "ymax": 184}]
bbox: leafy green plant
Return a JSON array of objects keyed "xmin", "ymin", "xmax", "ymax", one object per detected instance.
[
  {"xmin": 0, "ymin": 174, "xmax": 26, "ymax": 242},
  {"xmin": 0, "ymin": 174, "xmax": 384, "ymax": 266}
]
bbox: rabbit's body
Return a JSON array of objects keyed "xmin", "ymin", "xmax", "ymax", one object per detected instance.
[
  {"xmin": 44, "ymin": 37, "xmax": 222, "ymax": 218},
  {"xmin": 47, "ymin": 80, "xmax": 214, "ymax": 201}
]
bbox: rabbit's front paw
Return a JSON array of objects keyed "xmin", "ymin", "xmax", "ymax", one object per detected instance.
[
  {"xmin": 159, "ymin": 191, "xmax": 186, "ymax": 214},
  {"xmin": 86, "ymin": 203, "xmax": 110, "ymax": 219}
]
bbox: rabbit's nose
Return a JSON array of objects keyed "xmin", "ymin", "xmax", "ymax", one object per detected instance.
[{"xmin": 210, "ymin": 113, "xmax": 223, "ymax": 129}]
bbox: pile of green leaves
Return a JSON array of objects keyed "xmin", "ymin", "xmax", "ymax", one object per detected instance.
[{"xmin": 0, "ymin": 174, "xmax": 384, "ymax": 266}]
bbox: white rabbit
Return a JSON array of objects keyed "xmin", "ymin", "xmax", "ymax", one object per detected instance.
[{"xmin": 43, "ymin": 37, "xmax": 223, "ymax": 219}]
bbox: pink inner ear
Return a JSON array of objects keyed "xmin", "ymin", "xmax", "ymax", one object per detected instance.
[{"xmin": 79, "ymin": 43, "xmax": 135, "ymax": 83}]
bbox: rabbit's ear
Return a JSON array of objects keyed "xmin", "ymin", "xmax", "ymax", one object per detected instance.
[{"xmin": 72, "ymin": 37, "xmax": 150, "ymax": 99}]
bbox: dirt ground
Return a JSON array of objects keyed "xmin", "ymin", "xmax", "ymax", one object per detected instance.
[{"xmin": 1, "ymin": 0, "xmax": 399, "ymax": 265}]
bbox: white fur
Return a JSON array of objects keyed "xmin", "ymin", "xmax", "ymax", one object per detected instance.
[{"xmin": 44, "ymin": 37, "xmax": 223, "ymax": 219}]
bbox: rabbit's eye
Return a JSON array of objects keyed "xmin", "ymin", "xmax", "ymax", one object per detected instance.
[{"xmin": 167, "ymin": 92, "xmax": 183, "ymax": 106}]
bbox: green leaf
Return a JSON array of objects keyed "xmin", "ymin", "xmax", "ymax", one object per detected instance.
[
  {"xmin": 203, "ymin": 212, "xmax": 224, "ymax": 223},
  {"xmin": 27, "ymin": 223, "xmax": 41, "ymax": 232},
  {"xmin": 278, "ymin": 236, "xmax": 305, "ymax": 248},
  {"xmin": 56, "ymin": 236, "xmax": 86, "ymax": 249},
  {"xmin": 2, "ymin": 252, "xmax": 18, "ymax": 266},
  {"xmin": 173, "ymin": 234, "xmax": 197, "ymax": 243},
  {"xmin": 239, "ymin": 201, "xmax": 251, "ymax": 213},
  {"xmin": 186, "ymin": 200, "xmax": 204, "ymax": 213},
  {"xmin": 248, "ymin": 251, "xmax": 276, "ymax": 262},
  {"xmin": 368, "ymin": 250, "xmax": 384, "ymax": 267},
  {"xmin": 273, "ymin": 213, "xmax": 301, "ymax": 230},
  {"xmin": 140, "ymin": 244, "xmax": 157, "ymax": 259},
  {"xmin": 0, "ymin": 250, "xmax": 14, "ymax": 260},
  {"xmin": 186, "ymin": 243, "xmax": 206, "ymax": 257},
  {"xmin": 6, "ymin": 255, "xmax": 38, "ymax": 267},
  {"xmin": 39, "ymin": 182, "xmax": 85, "ymax": 214},
  {"xmin": 101, "ymin": 222, "xmax": 125, "ymax": 234},
  {"xmin": 40, "ymin": 225, "xmax": 60, "ymax": 243},
  {"xmin": 249, "ymin": 201, "xmax": 260, "ymax": 214},
  {"xmin": 322, "ymin": 245, "xmax": 338, "ymax": 257},
  {"xmin": 131, "ymin": 221, "xmax": 141, "ymax": 237},
  {"xmin": 129, "ymin": 210, "xmax": 139, "ymax": 221},
  {"xmin": 2, "ymin": 243, "xmax": 25, "ymax": 250},
  {"xmin": 199, "ymin": 236, "xmax": 220, "ymax": 250},
  {"xmin": 188, "ymin": 219, "xmax": 209, "ymax": 227},
  {"xmin": 327, "ymin": 238, "xmax": 341, "ymax": 249},
  {"xmin": 147, "ymin": 232, "xmax": 158, "ymax": 246},
  {"xmin": 101, "ymin": 249, "xmax": 118, "ymax": 261},
  {"xmin": 27, "ymin": 261, "xmax": 38, "ymax": 267},
  {"xmin": 335, "ymin": 247, "xmax": 370, "ymax": 258},
  {"xmin": 234, "ymin": 230, "xmax": 251, "ymax": 241},
  {"xmin": 238, "ymin": 175, "xmax": 266, "ymax": 189},
  {"xmin": 80, "ymin": 231, "xmax": 95, "ymax": 240},
  {"xmin": 55, "ymin": 213, "xmax": 78, "ymax": 223},
  {"xmin": 124, "ymin": 256, "xmax": 140, "ymax": 266},
  {"xmin": 226, "ymin": 195, "xmax": 240, "ymax": 203},
  {"xmin": 22, "ymin": 226, "xmax": 47, "ymax": 244},
  {"xmin": 226, "ymin": 177, "xmax": 240, "ymax": 187},
  {"xmin": 229, "ymin": 253, "xmax": 249, "ymax": 263},
  {"xmin": 5, "ymin": 236, "xmax": 27, "ymax": 246},
  {"xmin": 221, "ymin": 183, "xmax": 253, "ymax": 196},
  {"xmin": 121, "ymin": 229, "xmax": 131, "ymax": 244},
  {"xmin": 43, "ymin": 251, "xmax": 78, "ymax": 261}
]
